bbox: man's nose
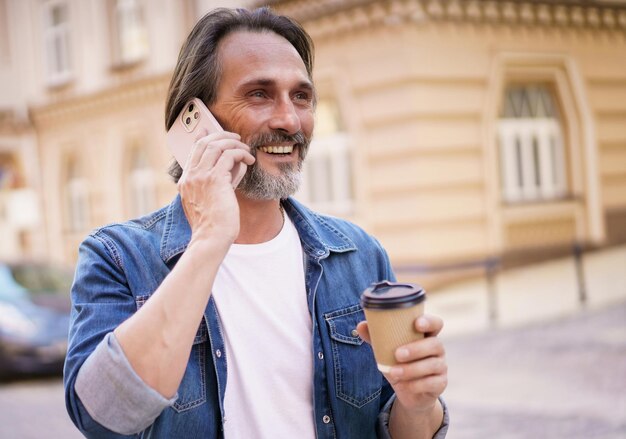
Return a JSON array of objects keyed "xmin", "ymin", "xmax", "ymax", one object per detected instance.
[{"xmin": 268, "ymin": 98, "xmax": 301, "ymax": 134}]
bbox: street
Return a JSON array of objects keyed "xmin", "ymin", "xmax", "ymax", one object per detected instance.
[
  {"xmin": 442, "ymin": 300, "xmax": 626, "ymax": 438},
  {"xmin": 0, "ymin": 377, "xmax": 81, "ymax": 439},
  {"xmin": 0, "ymin": 300, "xmax": 624, "ymax": 438}
]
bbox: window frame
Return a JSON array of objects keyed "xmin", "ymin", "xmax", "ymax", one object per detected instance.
[
  {"xmin": 298, "ymin": 132, "xmax": 354, "ymax": 216},
  {"xmin": 497, "ymin": 84, "xmax": 569, "ymax": 204},
  {"xmin": 63, "ymin": 157, "xmax": 90, "ymax": 233},
  {"xmin": 41, "ymin": 0, "xmax": 73, "ymax": 87},
  {"xmin": 483, "ymin": 53, "xmax": 604, "ymax": 250},
  {"xmin": 126, "ymin": 147, "xmax": 157, "ymax": 218},
  {"xmin": 295, "ymin": 92, "xmax": 354, "ymax": 217},
  {"xmin": 109, "ymin": 0, "xmax": 149, "ymax": 67}
]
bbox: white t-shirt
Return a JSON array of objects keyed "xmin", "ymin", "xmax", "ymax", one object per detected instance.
[{"xmin": 212, "ymin": 214, "xmax": 315, "ymax": 438}]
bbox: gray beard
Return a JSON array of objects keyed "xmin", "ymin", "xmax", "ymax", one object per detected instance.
[
  {"xmin": 236, "ymin": 131, "xmax": 310, "ymax": 200},
  {"xmin": 237, "ymin": 156, "xmax": 303, "ymax": 200}
]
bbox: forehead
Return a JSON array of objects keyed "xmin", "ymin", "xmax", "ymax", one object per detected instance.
[{"xmin": 216, "ymin": 30, "xmax": 310, "ymax": 86}]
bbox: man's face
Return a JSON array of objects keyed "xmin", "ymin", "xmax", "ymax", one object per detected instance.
[{"xmin": 210, "ymin": 30, "xmax": 315, "ymax": 200}]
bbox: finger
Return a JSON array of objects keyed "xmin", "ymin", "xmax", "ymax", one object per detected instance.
[
  {"xmin": 212, "ymin": 149, "xmax": 255, "ymax": 179},
  {"xmin": 184, "ymin": 136, "xmax": 209, "ymax": 170},
  {"xmin": 356, "ymin": 321, "xmax": 371, "ymax": 344},
  {"xmin": 193, "ymin": 139, "xmax": 251, "ymax": 170},
  {"xmin": 395, "ymin": 337, "xmax": 445, "ymax": 363},
  {"xmin": 193, "ymin": 127, "xmax": 209, "ymax": 143},
  {"xmin": 406, "ymin": 374, "xmax": 448, "ymax": 396},
  {"xmin": 389, "ymin": 356, "xmax": 447, "ymax": 382},
  {"xmin": 180, "ymin": 127, "xmax": 209, "ymax": 170},
  {"xmin": 196, "ymin": 131, "xmax": 243, "ymax": 148},
  {"xmin": 231, "ymin": 162, "xmax": 247, "ymax": 189},
  {"xmin": 185, "ymin": 132, "xmax": 244, "ymax": 169},
  {"xmin": 415, "ymin": 314, "xmax": 444, "ymax": 337}
]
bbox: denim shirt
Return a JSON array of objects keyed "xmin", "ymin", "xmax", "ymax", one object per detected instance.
[{"xmin": 64, "ymin": 195, "xmax": 448, "ymax": 438}]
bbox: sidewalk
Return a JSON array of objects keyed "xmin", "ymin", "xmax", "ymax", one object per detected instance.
[
  {"xmin": 425, "ymin": 244, "xmax": 626, "ymax": 337},
  {"xmin": 428, "ymin": 244, "xmax": 626, "ymax": 438},
  {"xmin": 442, "ymin": 300, "xmax": 626, "ymax": 438}
]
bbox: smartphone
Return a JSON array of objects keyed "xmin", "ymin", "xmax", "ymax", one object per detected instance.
[
  {"xmin": 167, "ymin": 97, "xmax": 224, "ymax": 169},
  {"xmin": 167, "ymin": 97, "xmax": 246, "ymax": 187}
]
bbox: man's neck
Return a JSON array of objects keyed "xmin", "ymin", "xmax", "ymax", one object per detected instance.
[{"xmin": 235, "ymin": 195, "xmax": 284, "ymax": 244}]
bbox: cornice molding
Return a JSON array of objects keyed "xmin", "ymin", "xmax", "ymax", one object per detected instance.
[
  {"xmin": 263, "ymin": 0, "xmax": 626, "ymax": 39},
  {"xmin": 30, "ymin": 74, "xmax": 170, "ymax": 131}
]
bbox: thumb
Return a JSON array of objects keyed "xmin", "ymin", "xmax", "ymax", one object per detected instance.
[{"xmin": 356, "ymin": 321, "xmax": 371, "ymax": 344}]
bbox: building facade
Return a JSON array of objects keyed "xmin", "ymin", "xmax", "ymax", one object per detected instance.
[
  {"xmin": 1, "ymin": 0, "xmax": 625, "ymax": 288},
  {"xmin": 0, "ymin": 0, "xmax": 256, "ymax": 263},
  {"xmin": 266, "ymin": 0, "xmax": 626, "ymax": 278}
]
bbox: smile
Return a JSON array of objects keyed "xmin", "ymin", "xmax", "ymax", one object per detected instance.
[{"xmin": 259, "ymin": 145, "xmax": 294, "ymax": 154}]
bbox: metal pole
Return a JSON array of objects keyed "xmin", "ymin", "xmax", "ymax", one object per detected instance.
[
  {"xmin": 486, "ymin": 257, "xmax": 499, "ymax": 327},
  {"xmin": 573, "ymin": 242, "xmax": 587, "ymax": 308}
]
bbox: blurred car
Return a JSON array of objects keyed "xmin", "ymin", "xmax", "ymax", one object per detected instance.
[{"xmin": 0, "ymin": 261, "xmax": 73, "ymax": 379}]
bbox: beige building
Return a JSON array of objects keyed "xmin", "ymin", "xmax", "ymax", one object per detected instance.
[{"xmin": 1, "ymin": 0, "xmax": 625, "ymax": 289}]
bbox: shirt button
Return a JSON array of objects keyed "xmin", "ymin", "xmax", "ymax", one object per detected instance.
[
  {"xmin": 351, "ymin": 329, "xmax": 359, "ymax": 337},
  {"xmin": 317, "ymin": 250, "xmax": 324, "ymax": 256},
  {"xmin": 322, "ymin": 415, "xmax": 331, "ymax": 424},
  {"xmin": 318, "ymin": 351, "xmax": 324, "ymax": 360},
  {"xmin": 216, "ymin": 349, "xmax": 222, "ymax": 358}
]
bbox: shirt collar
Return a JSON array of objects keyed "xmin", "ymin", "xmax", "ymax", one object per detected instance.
[{"xmin": 160, "ymin": 195, "xmax": 356, "ymax": 263}]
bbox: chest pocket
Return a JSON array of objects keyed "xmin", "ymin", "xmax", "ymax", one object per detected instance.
[
  {"xmin": 135, "ymin": 295, "xmax": 207, "ymax": 413},
  {"xmin": 324, "ymin": 304, "xmax": 382, "ymax": 408}
]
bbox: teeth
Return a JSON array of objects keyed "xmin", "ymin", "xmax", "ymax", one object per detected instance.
[{"xmin": 260, "ymin": 145, "xmax": 294, "ymax": 154}]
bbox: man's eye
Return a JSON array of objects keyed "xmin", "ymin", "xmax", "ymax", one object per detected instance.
[
  {"xmin": 250, "ymin": 90, "xmax": 266, "ymax": 98},
  {"xmin": 294, "ymin": 92, "xmax": 311, "ymax": 102}
]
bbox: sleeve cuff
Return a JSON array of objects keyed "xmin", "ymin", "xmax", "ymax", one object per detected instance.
[
  {"xmin": 377, "ymin": 395, "xmax": 450, "ymax": 439},
  {"xmin": 75, "ymin": 332, "xmax": 177, "ymax": 435}
]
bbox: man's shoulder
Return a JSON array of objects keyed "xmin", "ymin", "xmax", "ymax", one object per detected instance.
[
  {"xmin": 93, "ymin": 205, "xmax": 169, "ymax": 237},
  {"xmin": 84, "ymin": 202, "xmax": 172, "ymax": 252},
  {"xmin": 285, "ymin": 198, "xmax": 382, "ymax": 250}
]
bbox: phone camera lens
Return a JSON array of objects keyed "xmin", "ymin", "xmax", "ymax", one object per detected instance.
[
  {"xmin": 185, "ymin": 117, "xmax": 191, "ymax": 125},
  {"xmin": 188, "ymin": 103, "xmax": 194, "ymax": 112},
  {"xmin": 194, "ymin": 112, "xmax": 199, "ymax": 119}
]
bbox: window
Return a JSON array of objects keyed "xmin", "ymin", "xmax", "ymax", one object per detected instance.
[
  {"xmin": 498, "ymin": 84, "xmax": 567, "ymax": 203},
  {"xmin": 296, "ymin": 98, "xmax": 353, "ymax": 216},
  {"xmin": 111, "ymin": 0, "xmax": 149, "ymax": 66},
  {"xmin": 64, "ymin": 158, "xmax": 90, "ymax": 232},
  {"xmin": 42, "ymin": 1, "xmax": 72, "ymax": 86},
  {"xmin": 127, "ymin": 148, "xmax": 156, "ymax": 217}
]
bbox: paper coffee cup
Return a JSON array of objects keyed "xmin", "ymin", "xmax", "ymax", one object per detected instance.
[{"xmin": 360, "ymin": 281, "xmax": 426, "ymax": 373}]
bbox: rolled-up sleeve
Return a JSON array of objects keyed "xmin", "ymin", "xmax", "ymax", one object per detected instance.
[
  {"xmin": 377, "ymin": 395, "xmax": 449, "ymax": 439},
  {"xmin": 64, "ymin": 233, "xmax": 173, "ymax": 437},
  {"xmin": 75, "ymin": 332, "xmax": 176, "ymax": 435}
]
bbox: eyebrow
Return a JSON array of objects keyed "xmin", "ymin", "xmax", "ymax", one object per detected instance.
[{"xmin": 240, "ymin": 78, "xmax": 315, "ymax": 92}]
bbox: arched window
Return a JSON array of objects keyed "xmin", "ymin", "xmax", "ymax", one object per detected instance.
[
  {"xmin": 64, "ymin": 157, "xmax": 90, "ymax": 232},
  {"xmin": 498, "ymin": 84, "xmax": 568, "ymax": 203},
  {"xmin": 297, "ymin": 97, "xmax": 353, "ymax": 216},
  {"xmin": 127, "ymin": 147, "xmax": 156, "ymax": 217}
]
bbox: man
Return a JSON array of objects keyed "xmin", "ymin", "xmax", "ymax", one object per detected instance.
[{"xmin": 64, "ymin": 7, "xmax": 449, "ymax": 439}]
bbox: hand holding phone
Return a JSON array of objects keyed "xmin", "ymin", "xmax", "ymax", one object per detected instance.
[{"xmin": 167, "ymin": 98, "xmax": 247, "ymax": 188}]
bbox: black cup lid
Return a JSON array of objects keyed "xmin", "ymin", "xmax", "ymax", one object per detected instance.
[{"xmin": 360, "ymin": 281, "xmax": 425, "ymax": 310}]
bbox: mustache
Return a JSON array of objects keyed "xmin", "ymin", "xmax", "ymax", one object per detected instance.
[{"xmin": 247, "ymin": 131, "xmax": 308, "ymax": 152}]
